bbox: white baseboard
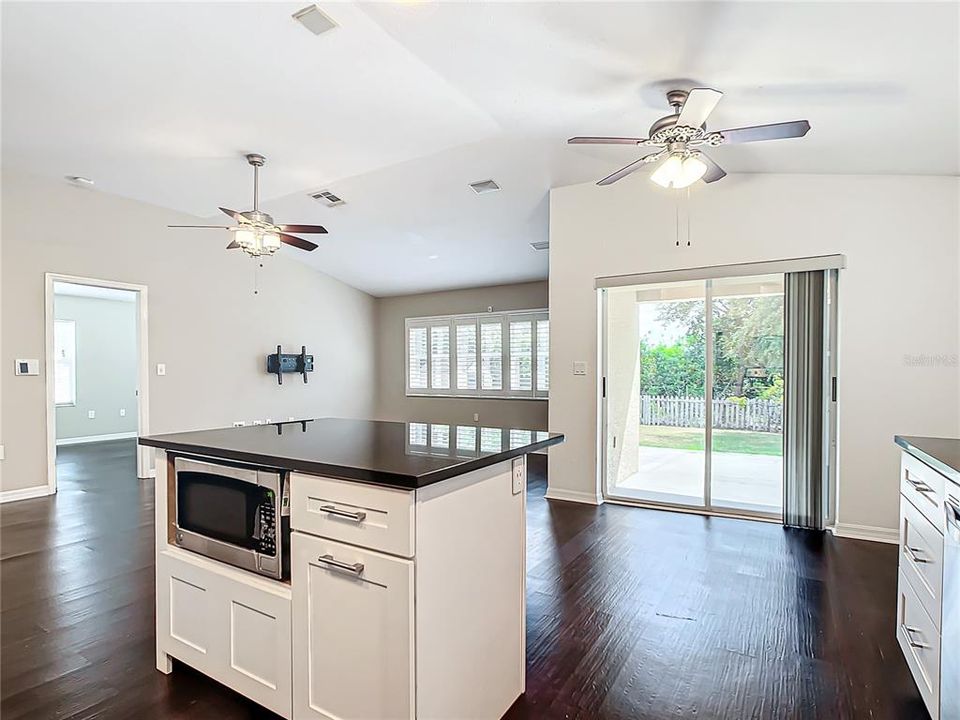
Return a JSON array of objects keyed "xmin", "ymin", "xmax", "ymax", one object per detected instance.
[
  {"xmin": 1, "ymin": 485, "xmax": 53, "ymax": 504},
  {"xmin": 829, "ymin": 523, "xmax": 899, "ymax": 545},
  {"xmin": 56, "ymin": 431, "xmax": 138, "ymax": 446},
  {"xmin": 544, "ymin": 487, "xmax": 604, "ymax": 505}
]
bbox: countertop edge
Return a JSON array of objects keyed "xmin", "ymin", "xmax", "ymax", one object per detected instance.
[
  {"xmin": 138, "ymin": 434, "xmax": 564, "ymax": 490},
  {"xmin": 894, "ymin": 435, "xmax": 960, "ymax": 487}
]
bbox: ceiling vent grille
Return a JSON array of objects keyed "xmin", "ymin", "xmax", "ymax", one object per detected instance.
[
  {"xmin": 530, "ymin": 241, "xmax": 550, "ymax": 251},
  {"xmin": 310, "ymin": 190, "xmax": 345, "ymax": 207},
  {"xmin": 292, "ymin": 5, "xmax": 338, "ymax": 36},
  {"xmin": 469, "ymin": 179, "xmax": 501, "ymax": 194}
]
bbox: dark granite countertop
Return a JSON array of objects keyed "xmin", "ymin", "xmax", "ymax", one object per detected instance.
[
  {"xmin": 895, "ymin": 435, "xmax": 960, "ymax": 487},
  {"xmin": 140, "ymin": 418, "xmax": 564, "ymax": 490}
]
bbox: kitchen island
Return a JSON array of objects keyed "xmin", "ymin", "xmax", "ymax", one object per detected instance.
[{"xmin": 140, "ymin": 418, "xmax": 563, "ymax": 720}]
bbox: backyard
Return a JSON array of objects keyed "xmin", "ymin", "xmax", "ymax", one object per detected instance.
[{"xmin": 638, "ymin": 425, "xmax": 783, "ymax": 456}]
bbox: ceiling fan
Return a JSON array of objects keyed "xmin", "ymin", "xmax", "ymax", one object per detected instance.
[
  {"xmin": 169, "ymin": 153, "xmax": 327, "ymax": 257},
  {"xmin": 569, "ymin": 88, "xmax": 811, "ymax": 188}
]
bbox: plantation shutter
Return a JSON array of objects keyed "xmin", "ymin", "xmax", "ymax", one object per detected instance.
[
  {"xmin": 408, "ymin": 326, "xmax": 428, "ymax": 390},
  {"xmin": 536, "ymin": 319, "xmax": 550, "ymax": 395},
  {"xmin": 429, "ymin": 325, "xmax": 450, "ymax": 390},
  {"xmin": 480, "ymin": 320, "xmax": 503, "ymax": 391},
  {"xmin": 455, "ymin": 320, "xmax": 478, "ymax": 391},
  {"xmin": 509, "ymin": 320, "xmax": 533, "ymax": 391}
]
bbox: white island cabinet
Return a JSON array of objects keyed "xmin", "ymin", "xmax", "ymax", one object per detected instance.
[
  {"xmin": 895, "ymin": 436, "xmax": 960, "ymax": 720},
  {"xmin": 143, "ymin": 419, "xmax": 561, "ymax": 720}
]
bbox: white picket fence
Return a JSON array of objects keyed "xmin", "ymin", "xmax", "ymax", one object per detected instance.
[{"xmin": 639, "ymin": 395, "xmax": 783, "ymax": 433}]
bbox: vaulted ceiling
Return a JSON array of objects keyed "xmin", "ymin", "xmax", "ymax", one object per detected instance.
[{"xmin": 3, "ymin": 2, "xmax": 957, "ymax": 296}]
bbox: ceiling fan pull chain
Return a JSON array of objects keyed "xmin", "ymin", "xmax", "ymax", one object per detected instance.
[
  {"xmin": 675, "ymin": 193, "xmax": 680, "ymax": 247},
  {"xmin": 253, "ymin": 259, "xmax": 260, "ymax": 296},
  {"xmin": 686, "ymin": 187, "xmax": 691, "ymax": 247}
]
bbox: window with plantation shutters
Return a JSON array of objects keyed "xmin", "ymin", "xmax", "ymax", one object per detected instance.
[{"xmin": 405, "ymin": 309, "xmax": 548, "ymax": 399}]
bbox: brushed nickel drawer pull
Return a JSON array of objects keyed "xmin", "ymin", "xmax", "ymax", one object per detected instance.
[
  {"xmin": 905, "ymin": 546, "xmax": 932, "ymax": 564},
  {"xmin": 316, "ymin": 554, "xmax": 365, "ymax": 577},
  {"xmin": 904, "ymin": 625, "xmax": 930, "ymax": 649},
  {"xmin": 319, "ymin": 504, "xmax": 367, "ymax": 523},
  {"xmin": 905, "ymin": 474, "xmax": 934, "ymax": 495}
]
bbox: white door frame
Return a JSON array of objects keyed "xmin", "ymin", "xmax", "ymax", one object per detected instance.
[{"xmin": 45, "ymin": 272, "xmax": 151, "ymax": 493}]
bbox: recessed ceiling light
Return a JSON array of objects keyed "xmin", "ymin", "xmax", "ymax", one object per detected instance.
[
  {"xmin": 65, "ymin": 175, "xmax": 94, "ymax": 186},
  {"xmin": 292, "ymin": 5, "xmax": 338, "ymax": 36},
  {"xmin": 428, "ymin": 254, "xmax": 439, "ymax": 260},
  {"xmin": 530, "ymin": 241, "xmax": 549, "ymax": 251},
  {"xmin": 469, "ymin": 179, "xmax": 500, "ymax": 195}
]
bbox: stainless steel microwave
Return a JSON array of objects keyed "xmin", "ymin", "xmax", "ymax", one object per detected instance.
[{"xmin": 173, "ymin": 455, "xmax": 290, "ymax": 580}]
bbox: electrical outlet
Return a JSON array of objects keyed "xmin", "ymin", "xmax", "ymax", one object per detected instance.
[
  {"xmin": 573, "ymin": 361, "xmax": 588, "ymax": 376},
  {"xmin": 511, "ymin": 457, "xmax": 524, "ymax": 495},
  {"xmin": 119, "ymin": 408, "xmax": 126, "ymax": 417},
  {"xmin": 156, "ymin": 363, "xmax": 166, "ymax": 376},
  {"xmin": 473, "ymin": 413, "xmax": 479, "ymax": 422},
  {"xmin": 87, "ymin": 410, "xmax": 96, "ymax": 420}
]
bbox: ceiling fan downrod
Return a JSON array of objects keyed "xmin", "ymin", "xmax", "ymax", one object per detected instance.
[{"xmin": 247, "ymin": 153, "xmax": 266, "ymax": 212}]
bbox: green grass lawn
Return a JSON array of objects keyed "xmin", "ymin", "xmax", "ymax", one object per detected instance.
[{"xmin": 638, "ymin": 425, "xmax": 783, "ymax": 456}]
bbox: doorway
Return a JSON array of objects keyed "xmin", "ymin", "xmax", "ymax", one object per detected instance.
[
  {"xmin": 602, "ymin": 274, "xmax": 785, "ymax": 520},
  {"xmin": 44, "ymin": 273, "xmax": 151, "ymax": 493}
]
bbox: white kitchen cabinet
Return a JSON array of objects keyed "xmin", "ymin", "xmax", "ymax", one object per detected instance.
[
  {"xmin": 156, "ymin": 548, "xmax": 292, "ymax": 718},
  {"xmin": 292, "ymin": 532, "xmax": 415, "ymax": 720}
]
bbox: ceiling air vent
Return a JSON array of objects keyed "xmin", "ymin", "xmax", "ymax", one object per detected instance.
[
  {"xmin": 292, "ymin": 5, "xmax": 338, "ymax": 36},
  {"xmin": 310, "ymin": 190, "xmax": 345, "ymax": 207},
  {"xmin": 469, "ymin": 179, "xmax": 501, "ymax": 195},
  {"xmin": 530, "ymin": 241, "xmax": 549, "ymax": 251}
]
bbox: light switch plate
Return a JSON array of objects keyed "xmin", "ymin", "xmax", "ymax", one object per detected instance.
[
  {"xmin": 119, "ymin": 408, "xmax": 126, "ymax": 417},
  {"xmin": 87, "ymin": 410, "xmax": 96, "ymax": 419},
  {"xmin": 511, "ymin": 457, "xmax": 524, "ymax": 495},
  {"xmin": 14, "ymin": 359, "xmax": 39, "ymax": 376},
  {"xmin": 156, "ymin": 363, "xmax": 166, "ymax": 376},
  {"xmin": 573, "ymin": 361, "xmax": 588, "ymax": 376}
]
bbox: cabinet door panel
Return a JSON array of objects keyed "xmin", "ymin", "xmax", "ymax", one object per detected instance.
[{"xmin": 293, "ymin": 532, "xmax": 414, "ymax": 720}]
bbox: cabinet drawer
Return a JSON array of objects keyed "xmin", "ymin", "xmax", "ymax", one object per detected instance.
[
  {"xmin": 897, "ymin": 569, "xmax": 941, "ymax": 720},
  {"xmin": 291, "ymin": 473, "xmax": 414, "ymax": 557},
  {"xmin": 900, "ymin": 494, "xmax": 944, "ymax": 628},
  {"xmin": 901, "ymin": 453, "xmax": 946, "ymax": 534},
  {"xmin": 292, "ymin": 532, "xmax": 414, "ymax": 720},
  {"xmin": 157, "ymin": 549, "xmax": 292, "ymax": 719}
]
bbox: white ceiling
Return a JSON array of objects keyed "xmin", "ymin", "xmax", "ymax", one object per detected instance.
[{"xmin": 3, "ymin": 2, "xmax": 957, "ymax": 296}]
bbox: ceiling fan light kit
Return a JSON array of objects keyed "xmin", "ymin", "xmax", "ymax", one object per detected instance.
[
  {"xmin": 168, "ymin": 153, "xmax": 328, "ymax": 258},
  {"xmin": 569, "ymin": 87, "xmax": 811, "ymax": 189}
]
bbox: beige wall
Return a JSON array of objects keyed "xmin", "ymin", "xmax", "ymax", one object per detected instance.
[
  {"xmin": 375, "ymin": 282, "xmax": 548, "ymax": 430},
  {"xmin": 548, "ymin": 174, "xmax": 960, "ymax": 534},
  {"xmin": 1, "ymin": 170, "xmax": 377, "ymax": 494}
]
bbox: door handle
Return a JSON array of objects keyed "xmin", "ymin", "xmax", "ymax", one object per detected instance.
[
  {"xmin": 319, "ymin": 504, "xmax": 367, "ymax": 523},
  {"xmin": 316, "ymin": 554, "xmax": 365, "ymax": 577},
  {"xmin": 903, "ymin": 625, "xmax": 930, "ymax": 649}
]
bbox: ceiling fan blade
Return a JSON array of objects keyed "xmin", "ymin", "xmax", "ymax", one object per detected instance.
[
  {"xmin": 699, "ymin": 153, "xmax": 727, "ymax": 184},
  {"xmin": 279, "ymin": 224, "xmax": 328, "ymax": 234},
  {"xmin": 279, "ymin": 233, "xmax": 318, "ymax": 251},
  {"xmin": 219, "ymin": 207, "xmax": 246, "ymax": 222},
  {"xmin": 677, "ymin": 88, "xmax": 723, "ymax": 129},
  {"xmin": 168, "ymin": 225, "xmax": 234, "ymax": 229},
  {"xmin": 568, "ymin": 136, "xmax": 647, "ymax": 145},
  {"xmin": 717, "ymin": 120, "xmax": 811, "ymax": 144},
  {"xmin": 226, "ymin": 240, "xmax": 240, "ymax": 250},
  {"xmin": 597, "ymin": 150, "xmax": 666, "ymax": 186}
]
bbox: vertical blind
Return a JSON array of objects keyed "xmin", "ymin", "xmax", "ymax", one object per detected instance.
[
  {"xmin": 406, "ymin": 310, "xmax": 549, "ymax": 399},
  {"xmin": 783, "ymin": 270, "xmax": 826, "ymax": 530}
]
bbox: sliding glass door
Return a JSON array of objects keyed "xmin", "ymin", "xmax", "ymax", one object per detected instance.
[{"xmin": 603, "ymin": 274, "xmax": 785, "ymax": 519}]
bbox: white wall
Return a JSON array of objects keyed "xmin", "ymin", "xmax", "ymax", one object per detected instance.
[
  {"xmin": 548, "ymin": 174, "xmax": 960, "ymax": 533},
  {"xmin": 1, "ymin": 170, "xmax": 377, "ymax": 494},
  {"xmin": 55, "ymin": 294, "xmax": 138, "ymax": 439},
  {"xmin": 375, "ymin": 281, "xmax": 548, "ymax": 430}
]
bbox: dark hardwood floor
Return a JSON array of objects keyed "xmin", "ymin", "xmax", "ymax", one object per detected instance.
[{"xmin": 1, "ymin": 441, "xmax": 927, "ymax": 719}]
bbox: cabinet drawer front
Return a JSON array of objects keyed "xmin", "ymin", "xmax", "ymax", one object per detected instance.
[
  {"xmin": 897, "ymin": 569, "xmax": 941, "ymax": 720},
  {"xmin": 291, "ymin": 473, "xmax": 415, "ymax": 557},
  {"xmin": 292, "ymin": 532, "xmax": 414, "ymax": 720},
  {"xmin": 900, "ymin": 495, "xmax": 944, "ymax": 628},
  {"xmin": 901, "ymin": 453, "xmax": 946, "ymax": 534}
]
